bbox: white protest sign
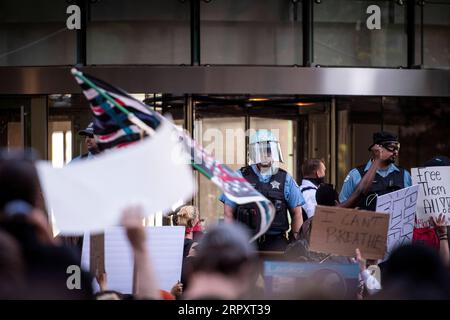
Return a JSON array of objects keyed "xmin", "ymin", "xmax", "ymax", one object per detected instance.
[
  {"xmin": 411, "ymin": 166, "xmax": 450, "ymax": 228},
  {"xmin": 375, "ymin": 185, "xmax": 419, "ymax": 257},
  {"xmin": 37, "ymin": 121, "xmax": 195, "ymax": 235},
  {"xmin": 81, "ymin": 226, "xmax": 185, "ymax": 293}
]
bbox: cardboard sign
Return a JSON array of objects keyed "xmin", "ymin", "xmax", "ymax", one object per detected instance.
[
  {"xmin": 263, "ymin": 261, "xmax": 359, "ymax": 299},
  {"xmin": 309, "ymin": 206, "xmax": 389, "ymax": 260},
  {"xmin": 375, "ymin": 185, "xmax": 419, "ymax": 257},
  {"xmin": 412, "ymin": 166, "xmax": 450, "ymax": 228}
]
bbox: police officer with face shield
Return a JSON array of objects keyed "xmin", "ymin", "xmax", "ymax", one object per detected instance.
[{"xmin": 219, "ymin": 129, "xmax": 305, "ymax": 251}]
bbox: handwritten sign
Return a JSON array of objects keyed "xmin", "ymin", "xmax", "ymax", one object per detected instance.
[
  {"xmin": 412, "ymin": 166, "xmax": 450, "ymax": 228},
  {"xmin": 309, "ymin": 206, "xmax": 389, "ymax": 260},
  {"xmin": 375, "ymin": 185, "xmax": 419, "ymax": 257}
]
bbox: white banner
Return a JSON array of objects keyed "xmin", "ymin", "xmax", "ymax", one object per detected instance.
[{"xmin": 411, "ymin": 166, "xmax": 450, "ymax": 228}]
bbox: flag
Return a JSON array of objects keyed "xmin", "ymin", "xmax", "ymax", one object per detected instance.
[
  {"xmin": 74, "ymin": 72, "xmax": 161, "ymax": 150},
  {"xmin": 72, "ymin": 68, "xmax": 275, "ymax": 242}
]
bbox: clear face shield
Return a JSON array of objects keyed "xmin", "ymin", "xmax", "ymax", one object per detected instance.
[{"xmin": 248, "ymin": 141, "xmax": 284, "ymax": 166}]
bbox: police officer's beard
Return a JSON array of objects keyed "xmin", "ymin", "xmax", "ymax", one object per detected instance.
[{"xmin": 385, "ymin": 156, "xmax": 396, "ymax": 165}]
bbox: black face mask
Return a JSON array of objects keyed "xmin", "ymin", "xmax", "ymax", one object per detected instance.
[{"xmin": 307, "ymin": 177, "xmax": 325, "ymax": 187}]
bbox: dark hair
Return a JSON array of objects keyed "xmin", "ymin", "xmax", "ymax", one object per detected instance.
[
  {"xmin": 0, "ymin": 158, "xmax": 42, "ymax": 213},
  {"xmin": 302, "ymin": 159, "xmax": 324, "ymax": 177},
  {"xmin": 380, "ymin": 244, "xmax": 450, "ymax": 299},
  {"xmin": 315, "ymin": 184, "xmax": 339, "ymax": 206},
  {"xmin": 0, "ymin": 229, "xmax": 25, "ymax": 298},
  {"xmin": 193, "ymin": 223, "xmax": 257, "ymax": 276}
]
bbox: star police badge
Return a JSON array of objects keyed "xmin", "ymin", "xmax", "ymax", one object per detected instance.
[{"xmin": 270, "ymin": 180, "xmax": 280, "ymax": 189}]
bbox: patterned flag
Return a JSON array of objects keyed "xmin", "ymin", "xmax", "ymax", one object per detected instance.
[
  {"xmin": 74, "ymin": 72, "xmax": 160, "ymax": 150},
  {"xmin": 72, "ymin": 68, "xmax": 275, "ymax": 242}
]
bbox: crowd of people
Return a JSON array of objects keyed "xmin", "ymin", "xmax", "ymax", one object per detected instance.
[{"xmin": 0, "ymin": 127, "xmax": 449, "ymax": 300}]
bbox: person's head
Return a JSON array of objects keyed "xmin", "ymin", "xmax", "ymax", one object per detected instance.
[
  {"xmin": 315, "ymin": 184, "xmax": 339, "ymax": 207},
  {"xmin": 368, "ymin": 131, "xmax": 400, "ymax": 165},
  {"xmin": 248, "ymin": 129, "xmax": 283, "ymax": 170},
  {"xmin": 78, "ymin": 122, "xmax": 99, "ymax": 154},
  {"xmin": 381, "ymin": 244, "xmax": 450, "ymax": 299},
  {"xmin": 302, "ymin": 159, "xmax": 326, "ymax": 184},
  {"xmin": 424, "ymin": 155, "xmax": 450, "ymax": 167},
  {"xmin": 176, "ymin": 205, "xmax": 199, "ymax": 228},
  {"xmin": 0, "ymin": 150, "xmax": 42, "ymax": 213},
  {"xmin": 191, "ymin": 223, "xmax": 258, "ymax": 297}
]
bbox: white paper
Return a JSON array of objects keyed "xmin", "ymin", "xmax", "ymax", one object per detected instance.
[
  {"xmin": 37, "ymin": 121, "xmax": 195, "ymax": 235},
  {"xmin": 146, "ymin": 226, "xmax": 185, "ymax": 292},
  {"xmin": 104, "ymin": 227, "xmax": 135, "ymax": 294},
  {"xmin": 376, "ymin": 185, "xmax": 419, "ymax": 257},
  {"xmin": 81, "ymin": 226, "xmax": 185, "ymax": 294},
  {"xmin": 80, "ymin": 234, "xmax": 100, "ymax": 293},
  {"xmin": 412, "ymin": 166, "xmax": 450, "ymax": 228},
  {"xmin": 80, "ymin": 233, "xmax": 90, "ymax": 271}
]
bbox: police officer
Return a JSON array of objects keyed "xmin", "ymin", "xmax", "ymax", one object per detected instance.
[
  {"xmin": 339, "ymin": 131, "xmax": 412, "ymax": 211},
  {"xmin": 70, "ymin": 122, "xmax": 100, "ymax": 163},
  {"xmin": 219, "ymin": 129, "xmax": 305, "ymax": 251}
]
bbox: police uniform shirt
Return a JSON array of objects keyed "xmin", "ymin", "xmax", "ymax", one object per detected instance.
[
  {"xmin": 69, "ymin": 151, "xmax": 96, "ymax": 164},
  {"xmin": 339, "ymin": 160, "xmax": 412, "ymax": 203},
  {"xmin": 219, "ymin": 164, "xmax": 305, "ymax": 209}
]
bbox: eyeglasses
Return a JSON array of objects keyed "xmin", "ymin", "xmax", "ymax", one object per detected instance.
[{"xmin": 381, "ymin": 143, "xmax": 400, "ymax": 152}]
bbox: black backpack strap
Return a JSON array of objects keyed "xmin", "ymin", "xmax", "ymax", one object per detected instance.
[
  {"xmin": 356, "ymin": 164, "xmax": 366, "ymax": 178},
  {"xmin": 300, "ymin": 186, "xmax": 316, "ymax": 193}
]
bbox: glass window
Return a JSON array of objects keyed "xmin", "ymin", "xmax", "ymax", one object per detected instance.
[
  {"xmin": 88, "ymin": 0, "xmax": 190, "ymax": 65},
  {"xmin": 195, "ymin": 115, "xmax": 246, "ymax": 223},
  {"xmin": 0, "ymin": 0, "xmax": 76, "ymax": 66},
  {"xmin": 418, "ymin": 1, "xmax": 450, "ymax": 68},
  {"xmin": 314, "ymin": 0, "xmax": 406, "ymax": 67},
  {"xmin": 335, "ymin": 96, "xmax": 450, "ymax": 192},
  {"xmin": 0, "ymin": 98, "xmax": 31, "ymax": 148},
  {"xmin": 201, "ymin": 0, "xmax": 302, "ymax": 65}
]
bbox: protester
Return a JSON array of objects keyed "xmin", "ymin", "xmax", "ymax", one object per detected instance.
[
  {"xmin": 413, "ymin": 155, "xmax": 450, "ymax": 253},
  {"xmin": 300, "ymin": 159, "xmax": 326, "ymax": 220},
  {"xmin": 183, "ymin": 223, "xmax": 259, "ymax": 299},
  {"xmin": 375, "ymin": 243, "xmax": 450, "ymax": 299},
  {"xmin": 0, "ymin": 150, "xmax": 93, "ymax": 299},
  {"xmin": 0, "ymin": 230, "xmax": 25, "ymax": 299},
  {"xmin": 175, "ymin": 205, "xmax": 201, "ymax": 258}
]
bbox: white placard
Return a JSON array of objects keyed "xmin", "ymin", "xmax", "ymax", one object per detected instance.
[
  {"xmin": 411, "ymin": 166, "xmax": 450, "ymax": 228},
  {"xmin": 81, "ymin": 226, "xmax": 185, "ymax": 294},
  {"xmin": 376, "ymin": 185, "xmax": 419, "ymax": 257},
  {"xmin": 37, "ymin": 121, "xmax": 195, "ymax": 235}
]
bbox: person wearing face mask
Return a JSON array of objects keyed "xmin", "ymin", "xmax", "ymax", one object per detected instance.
[
  {"xmin": 299, "ymin": 159, "xmax": 327, "ymax": 221},
  {"xmin": 339, "ymin": 131, "xmax": 412, "ymax": 211},
  {"xmin": 219, "ymin": 129, "xmax": 305, "ymax": 251}
]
